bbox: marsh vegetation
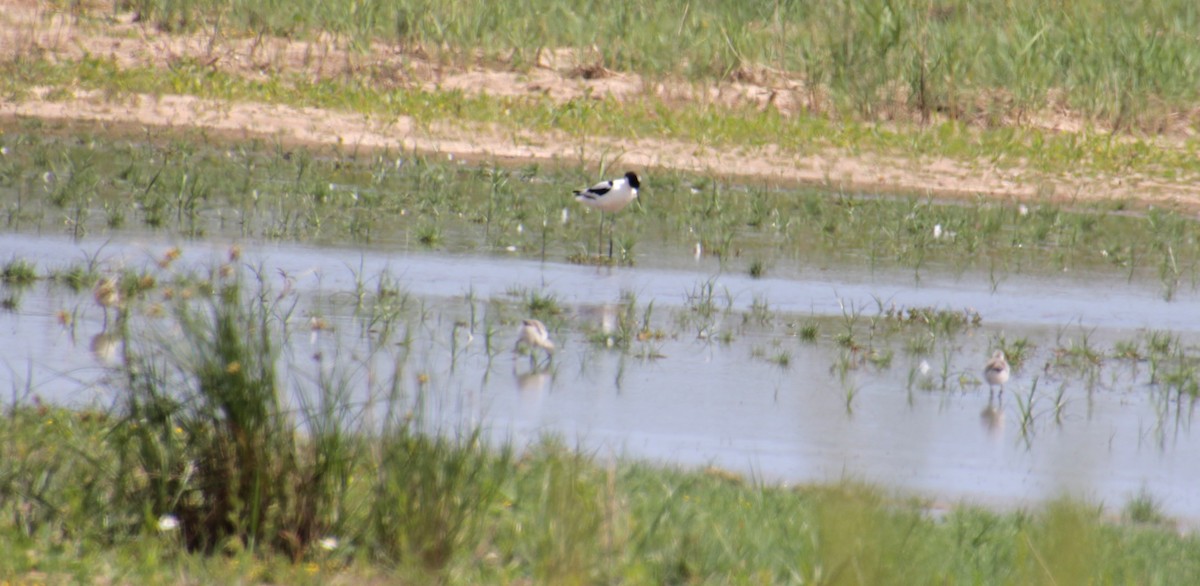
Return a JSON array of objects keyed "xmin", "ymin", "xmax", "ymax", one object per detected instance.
[
  {"xmin": 5, "ymin": 0, "xmax": 1200, "ymax": 583},
  {"xmin": 4, "ymin": 249, "xmax": 1200, "ymax": 583}
]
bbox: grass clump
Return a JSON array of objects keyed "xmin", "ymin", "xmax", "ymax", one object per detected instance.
[
  {"xmin": 1124, "ymin": 490, "xmax": 1169, "ymax": 526},
  {"xmin": 5, "ymin": 399, "xmax": 1200, "ymax": 582},
  {"xmin": 882, "ymin": 304, "xmax": 982, "ymax": 333},
  {"xmin": 369, "ymin": 426, "xmax": 511, "ymax": 572},
  {"xmin": 748, "ymin": 258, "xmax": 766, "ymax": 279},
  {"xmin": 1, "ymin": 257, "xmax": 37, "ymax": 286},
  {"xmin": 523, "ymin": 289, "xmax": 564, "ymax": 320},
  {"xmin": 115, "ymin": 268, "xmax": 342, "ymax": 557},
  {"xmin": 50, "ymin": 262, "xmax": 97, "ymax": 292},
  {"xmin": 798, "ymin": 321, "xmax": 820, "ymax": 342}
]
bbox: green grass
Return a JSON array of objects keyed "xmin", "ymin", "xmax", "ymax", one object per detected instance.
[
  {"xmin": 1, "ymin": 257, "xmax": 37, "ymax": 286},
  {"xmin": 8, "ymin": 126, "xmax": 1199, "ymax": 284},
  {"xmin": 83, "ymin": 0, "xmax": 1200, "ymax": 133},
  {"xmin": 4, "ymin": 50, "xmax": 1200, "ymax": 183},
  {"xmin": 5, "ymin": 400, "xmax": 1200, "ymax": 583},
  {"xmin": 7, "ymin": 3, "xmax": 1200, "ymax": 581}
]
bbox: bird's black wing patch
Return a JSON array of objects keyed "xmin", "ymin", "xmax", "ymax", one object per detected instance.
[{"xmin": 574, "ymin": 185, "xmax": 612, "ymax": 199}]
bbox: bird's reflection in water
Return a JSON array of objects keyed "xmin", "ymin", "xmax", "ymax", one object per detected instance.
[
  {"xmin": 513, "ymin": 365, "xmax": 552, "ymax": 419},
  {"xmin": 980, "ymin": 396, "xmax": 1005, "ymax": 440},
  {"xmin": 90, "ymin": 330, "xmax": 122, "ymax": 366},
  {"xmin": 515, "ymin": 367, "xmax": 550, "ymax": 393},
  {"xmin": 577, "ymin": 303, "xmax": 619, "ymax": 347}
]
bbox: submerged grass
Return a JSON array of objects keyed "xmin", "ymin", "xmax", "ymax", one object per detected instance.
[
  {"xmin": 3, "ymin": 126, "xmax": 1200, "ymax": 291},
  {"xmin": 4, "ymin": 247, "xmax": 1200, "ymax": 581}
]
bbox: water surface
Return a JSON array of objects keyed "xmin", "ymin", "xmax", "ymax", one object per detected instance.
[{"xmin": 3, "ymin": 232, "xmax": 1199, "ymax": 523}]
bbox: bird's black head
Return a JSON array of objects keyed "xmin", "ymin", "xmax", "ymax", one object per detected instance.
[{"xmin": 624, "ymin": 171, "xmax": 640, "ymax": 189}]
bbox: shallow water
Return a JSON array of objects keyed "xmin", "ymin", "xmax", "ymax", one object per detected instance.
[{"xmin": 3, "ymin": 232, "xmax": 1200, "ymax": 523}]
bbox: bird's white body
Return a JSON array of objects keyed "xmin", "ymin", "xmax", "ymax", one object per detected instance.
[
  {"xmin": 94, "ymin": 276, "xmax": 120, "ymax": 329},
  {"xmin": 573, "ymin": 171, "xmax": 641, "ymax": 258},
  {"xmin": 984, "ymin": 350, "xmax": 1010, "ymax": 390},
  {"xmin": 515, "ymin": 319, "xmax": 555, "ymax": 356},
  {"xmin": 574, "ymin": 172, "xmax": 640, "ymax": 213},
  {"xmin": 94, "ymin": 277, "xmax": 120, "ymax": 309}
]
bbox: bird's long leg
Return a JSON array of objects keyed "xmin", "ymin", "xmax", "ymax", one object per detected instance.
[
  {"xmin": 608, "ymin": 213, "xmax": 614, "ymax": 259},
  {"xmin": 596, "ymin": 212, "xmax": 605, "ymax": 258}
]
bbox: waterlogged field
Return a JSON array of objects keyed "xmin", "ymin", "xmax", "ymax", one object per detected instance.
[
  {"xmin": 4, "ymin": 129, "xmax": 1200, "ymax": 581},
  {"xmin": 3, "ymin": 124, "xmax": 1199, "ymax": 285}
]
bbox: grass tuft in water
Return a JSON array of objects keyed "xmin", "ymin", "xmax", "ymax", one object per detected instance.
[
  {"xmin": 1, "ymin": 257, "xmax": 37, "ymax": 286},
  {"xmin": 748, "ymin": 259, "xmax": 766, "ymax": 279},
  {"xmin": 798, "ymin": 321, "xmax": 820, "ymax": 343}
]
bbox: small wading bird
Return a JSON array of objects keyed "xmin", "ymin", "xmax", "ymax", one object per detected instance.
[
  {"xmin": 93, "ymin": 276, "xmax": 120, "ymax": 329},
  {"xmin": 983, "ymin": 350, "xmax": 1011, "ymax": 396},
  {"xmin": 573, "ymin": 171, "xmax": 640, "ymax": 259},
  {"xmin": 514, "ymin": 318, "xmax": 554, "ymax": 367}
]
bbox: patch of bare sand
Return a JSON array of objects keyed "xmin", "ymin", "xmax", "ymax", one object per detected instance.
[
  {"xmin": 4, "ymin": 1, "xmax": 1200, "ymax": 210},
  {"xmin": 10, "ymin": 90, "xmax": 1200, "ymax": 212}
]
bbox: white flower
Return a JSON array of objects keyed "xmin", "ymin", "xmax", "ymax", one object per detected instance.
[
  {"xmin": 318, "ymin": 537, "xmax": 338, "ymax": 551},
  {"xmin": 157, "ymin": 514, "xmax": 180, "ymax": 532},
  {"xmin": 933, "ymin": 224, "xmax": 944, "ymax": 239},
  {"xmin": 1018, "ymin": 204, "xmax": 1029, "ymax": 216},
  {"xmin": 918, "ymin": 360, "xmax": 932, "ymax": 376}
]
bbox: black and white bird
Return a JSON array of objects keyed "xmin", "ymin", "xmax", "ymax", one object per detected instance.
[
  {"xmin": 983, "ymin": 350, "xmax": 1011, "ymax": 396},
  {"xmin": 573, "ymin": 171, "xmax": 640, "ymax": 258}
]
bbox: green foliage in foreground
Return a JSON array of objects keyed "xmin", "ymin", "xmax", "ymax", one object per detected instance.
[
  {"xmin": 101, "ymin": 0, "xmax": 1200, "ymax": 131},
  {"xmin": 3, "ymin": 406, "xmax": 1200, "ymax": 584},
  {"xmin": 1, "ymin": 272, "xmax": 1198, "ymax": 584}
]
